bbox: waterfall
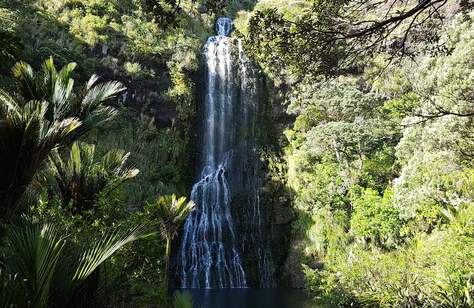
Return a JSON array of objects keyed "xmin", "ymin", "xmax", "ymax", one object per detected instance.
[{"xmin": 178, "ymin": 17, "xmax": 274, "ymax": 289}]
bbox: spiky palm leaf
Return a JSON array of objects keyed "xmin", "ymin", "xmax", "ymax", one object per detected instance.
[
  {"xmin": 0, "ymin": 58, "xmax": 125, "ymax": 221},
  {"xmin": 1, "ymin": 221, "xmax": 150, "ymax": 308},
  {"xmin": 149, "ymin": 194, "xmax": 194, "ymax": 276},
  {"xmin": 73, "ymin": 224, "xmax": 147, "ymax": 280},
  {"xmin": 4, "ymin": 222, "xmax": 66, "ymax": 308},
  {"xmin": 154, "ymin": 194, "xmax": 195, "ymax": 242},
  {"xmin": 0, "ymin": 91, "xmax": 80, "ymax": 221},
  {"xmin": 11, "ymin": 58, "xmax": 124, "ymax": 138},
  {"xmin": 46, "ymin": 141, "xmax": 139, "ymax": 212},
  {"xmin": 73, "ymin": 75, "xmax": 123, "ymax": 138}
]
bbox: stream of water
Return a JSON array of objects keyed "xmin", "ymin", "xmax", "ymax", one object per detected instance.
[
  {"xmin": 175, "ymin": 16, "xmax": 318, "ymax": 308},
  {"xmin": 178, "ymin": 17, "xmax": 273, "ymax": 289}
]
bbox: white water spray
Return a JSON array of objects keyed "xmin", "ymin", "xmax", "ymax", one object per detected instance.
[{"xmin": 178, "ymin": 17, "xmax": 274, "ymax": 289}]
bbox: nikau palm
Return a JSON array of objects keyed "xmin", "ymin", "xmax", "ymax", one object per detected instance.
[
  {"xmin": 0, "ymin": 220, "xmax": 148, "ymax": 308},
  {"xmin": 0, "ymin": 58, "xmax": 125, "ymax": 222},
  {"xmin": 46, "ymin": 142, "xmax": 139, "ymax": 212},
  {"xmin": 0, "ymin": 91, "xmax": 80, "ymax": 222},
  {"xmin": 149, "ymin": 194, "xmax": 194, "ymax": 278}
]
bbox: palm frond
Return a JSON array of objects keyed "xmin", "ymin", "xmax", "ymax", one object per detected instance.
[
  {"xmin": 11, "ymin": 57, "xmax": 123, "ymax": 135},
  {"xmin": 73, "ymin": 224, "xmax": 149, "ymax": 281},
  {"xmin": 72, "ymin": 106, "xmax": 119, "ymax": 140},
  {"xmin": 5, "ymin": 221, "xmax": 66, "ymax": 308},
  {"xmin": 0, "ymin": 57, "xmax": 125, "ymax": 218},
  {"xmin": 46, "ymin": 141, "xmax": 139, "ymax": 212},
  {"xmin": 1, "ymin": 221, "xmax": 151, "ymax": 308},
  {"xmin": 101, "ymin": 148, "xmax": 140, "ymax": 186},
  {"xmin": 0, "ymin": 98, "xmax": 80, "ymax": 221},
  {"xmin": 56, "ymin": 60, "xmax": 77, "ymax": 83},
  {"xmin": 153, "ymin": 194, "xmax": 195, "ymax": 239},
  {"xmin": 85, "ymin": 74, "xmax": 100, "ymax": 91},
  {"xmin": 0, "ymin": 88, "xmax": 20, "ymax": 116},
  {"xmin": 80, "ymin": 80, "xmax": 125, "ymax": 116},
  {"xmin": 11, "ymin": 60, "xmax": 40, "ymax": 101},
  {"xmin": 41, "ymin": 57, "xmax": 76, "ymax": 105}
]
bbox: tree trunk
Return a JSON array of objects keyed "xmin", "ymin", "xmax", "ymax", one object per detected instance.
[{"xmin": 164, "ymin": 237, "xmax": 171, "ymax": 290}]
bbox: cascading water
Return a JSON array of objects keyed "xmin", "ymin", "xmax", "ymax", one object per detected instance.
[{"xmin": 178, "ymin": 17, "xmax": 274, "ymax": 289}]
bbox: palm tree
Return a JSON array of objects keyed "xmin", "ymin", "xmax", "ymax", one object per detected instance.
[
  {"xmin": 0, "ymin": 57, "xmax": 125, "ymax": 222},
  {"xmin": 0, "ymin": 91, "xmax": 80, "ymax": 222},
  {"xmin": 148, "ymin": 194, "xmax": 194, "ymax": 281},
  {"xmin": 0, "ymin": 220, "xmax": 150, "ymax": 308},
  {"xmin": 45, "ymin": 141, "xmax": 139, "ymax": 212}
]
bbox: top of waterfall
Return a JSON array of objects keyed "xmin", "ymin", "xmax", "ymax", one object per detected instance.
[{"xmin": 216, "ymin": 17, "xmax": 233, "ymax": 36}]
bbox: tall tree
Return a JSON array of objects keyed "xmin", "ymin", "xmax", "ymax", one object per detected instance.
[{"xmin": 246, "ymin": 0, "xmax": 454, "ymax": 77}]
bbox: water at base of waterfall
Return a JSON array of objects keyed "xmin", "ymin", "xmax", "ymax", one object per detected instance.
[
  {"xmin": 176, "ymin": 289, "xmax": 317, "ymax": 308},
  {"xmin": 177, "ymin": 17, "xmax": 274, "ymax": 289}
]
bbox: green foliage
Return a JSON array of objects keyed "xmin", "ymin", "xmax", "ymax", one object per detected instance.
[
  {"xmin": 241, "ymin": 4, "xmax": 474, "ymax": 307},
  {"xmin": 12, "ymin": 57, "xmax": 124, "ymax": 137},
  {"xmin": 26, "ymin": 112, "xmax": 191, "ymax": 305},
  {"xmin": 1, "ymin": 0, "xmax": 473, "ymax": 307},
  {"xmin": 163, "ymin": 21, "xmax": 206, "ymax": 130},
  {"xmin": 73, "ymin": 223, "xmax": 149, "ymax": 280},
  {"xmin": 0, "ymin": 0, "xmax": 212, "ymax": 137},
  {"xmin": 123, "ymin": 61, "xmax": 156, "ymax": 79},
  {"xmin": 224, "ymin": 0, "xmax": 258, "ymax": 17},
  {"xmin": 69, "ymin": 12, "xmax": 109, "ymax": 46},
  {"xmin": 305, "ymin": 208, "xmax": 350, "ymax": 260},
  {"xmin": 45, "ymin": 141, "xmax": 139, "ymax": 212},
  {"xmin": 303, "ymin": 263, "xmax": 356, "ymax": 306},
  {"xmin": 146, "ymin": 194, "xmax": 194, "ymax": 275},
  {"xmin": 29, "ymin": 191, "xmax": 170, "ymax": 306},
  {"xmin": 0, "ymin": 8, "xmax": 22, "ymax": 71},
  {"xmin": 303, "ymin": 206, "xmax": 474, "ymax": 306},
  {"xmin": 350, "ymin": 188, "xmax": 401, "ymax": 248},
  {"xmin": 0, "ymin": 58, "xmax": 123, "ymax": 221},
  {"xmin": 245, "ymin": 4, "xmax": 349, "ymax": 79},
  {"xmin": 0, "ymin": 1, "xmax": 212, "ymax": 305},
  {"xmin": 149, "ymin": 194, "xmax": 195, "ymax": 242},
  {"xmin": 85, "ymin": 114, "xmax": 190, "ymax": 206},
  {"xmin": 0, "ymin": 31, "xmax": 22, "ymax": 70},
  {"xmin": 4, "ymin": 222, "xmax": 65, "ymax": 308},
  {"xmin": 0, "ymin": 89, "xmax": 79, "ymax": 221},
  {"xmin": 0, "ymin": 220, "xmax": 148, "ymax": 308},
  {"xmin": 245, "ymin": 0, "xmax": 450, "ymax": 79}
]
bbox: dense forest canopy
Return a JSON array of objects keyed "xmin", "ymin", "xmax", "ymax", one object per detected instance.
[
  {"xmin": 238, "ymin": 0, "xmax": 474, "ymax": 306},
  {"xmin": 0, "ymin": 0, "xmax": 474, "ymax": 307}
]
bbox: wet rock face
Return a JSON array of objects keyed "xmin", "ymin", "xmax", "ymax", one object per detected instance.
[
  {"xmin": 95, "ymin": 59, "xmax": 179, "ymax": 129},
  {"xmin": 124, "ymin": 68, "xmax": 176, "ymax": 126},
  {"xmin": 176, "ymin": 17, "xmax": 275, "ymax": 289}
]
